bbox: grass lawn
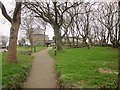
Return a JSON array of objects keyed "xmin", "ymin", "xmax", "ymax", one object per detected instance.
[
  {"xmin": 2, "ymin": 46, "xmax": 45, "ymax": 89},
  {"xmin": 49, "ymin": 46, "xmax": 118, "ymax": 88},
  {"xmin": 17, "ymin": 45, "xmax": 46, "ymax": 53}
]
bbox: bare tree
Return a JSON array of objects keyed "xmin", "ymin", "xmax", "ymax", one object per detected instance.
[
  {"xmin": 96, "ymin": 2, "xmax": 119, "ymax": 47},
  {"xmin": 74, "ymin": 2, "xmax": 95, "ymax": 48},
  {"xmin": 21, "ymin": 14, "xmax": 47, "ymax": 51},
  {"xmin": 21, "ymin": 16, "xmax": 35, "ymax": 52},
  {"xmin": 0, "ymin": 1, "xmax": 22, "ymax": 63},
  {"xmin": 61, "ymin": 7, "xmax": 78, "ymax": 47},
  {"xmin": 23, "ymin": 1, "xmax": 82, "ymax": 51}
]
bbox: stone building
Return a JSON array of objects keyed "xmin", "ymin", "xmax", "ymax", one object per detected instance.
[{"xmin": 31, "ymin": 29, "xmax": 49, "ymax": 46}]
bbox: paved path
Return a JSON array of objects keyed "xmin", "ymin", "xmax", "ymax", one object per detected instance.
[{"xmin": 24, "ymin": 47, "xmax": 57, "ymax": 88}]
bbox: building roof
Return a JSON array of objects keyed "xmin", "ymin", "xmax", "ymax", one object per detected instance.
[
  {"xmin": 45, "ymin": 40, "xmax": 54, "ymax": 44},
  {"xmin": 33, "ymin": 27, "xmax": 44, "ymax": 35}
]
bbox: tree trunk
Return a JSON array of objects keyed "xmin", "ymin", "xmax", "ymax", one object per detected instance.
[
  {"xmin": 43, "ymin": 31, "xmax": 46, "ymax": 47},
  {"xmin": 30, "ymin": 38, "xmax": 33, "ymax": 52},
  {"xmin": 7, "ymin": 21, "xmax": 20, "ymax": 63},
  {"xmin": 112, "ymin": 24, "xmax": 119, "ymax": 48},
  {"xmin": 31, "ymin": 45, "xmax": 33, "ymax": 52},
  {"xmin": 67, "ymin": 35, "xmax": 71, "ymax": 47},
  {"xmin": 72, "ymin": 36, "xmax": 75, "ymax": 47},
  {"xmin": 76, "ymin": 36, "xmax": 79, "ymax": 47},
  {"xmin": 54, "ymin": 25, "xmax": 62, "ymax": 51},
  {"xmin": 0, "ymin": 1, "xmax": 22, "ymax": 63},
  {"xmin": 106, "ymin": 31, "xmax": 110, "ymax": 45}
]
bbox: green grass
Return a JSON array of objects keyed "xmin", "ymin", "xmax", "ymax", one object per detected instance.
[
  {"xmin": 49, "ymin": 46, "xmax": 118, "ymax": 88},
  {"xmin": 17, "ymin": 46, "xmax": 46, "ymax": 52},
  {"xmin": 2, "ymin": 46, "xmax": 45, "ymax": 89}
]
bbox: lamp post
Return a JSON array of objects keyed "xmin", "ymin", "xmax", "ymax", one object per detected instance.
[
  {"xmin": 54, "ymin": 37, "xmax": 57, "ymax": 56},
  {"xmin": 53, "ymin": 36, "xmax": 57, "ymax": 56},
  {"xmin": 52, "ymin": 0, "xmax": 57, "ymax": 56}
]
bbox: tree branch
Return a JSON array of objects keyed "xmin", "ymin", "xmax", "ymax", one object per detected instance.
[
  {"xmin": 0, "ymin": 1, "xmax": 12, "ymax": 23},
  {"xmin": 13, "ymin": 1, "xmax": 22, "ymax": 22}
]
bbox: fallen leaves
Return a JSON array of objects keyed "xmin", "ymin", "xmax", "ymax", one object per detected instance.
[{"xmin": 98, "ymin": 68, "xmax": 118, "ymax": 74}]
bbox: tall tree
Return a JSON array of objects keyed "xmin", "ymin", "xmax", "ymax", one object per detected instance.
[
  {"xmin": 96, "ymin": 2, "xmax": 119, "ymax": 47},
  {"xmin": 24, "ymin": 1, "xmax": 81, "ymax": 51},
  {"xmin": 0, "ymin": 1, "xmax": 22, "ymax": 63},
  {"xmin": 21, "ymin": 16, "xmax": 35, "ymax": 52},
  {"xmin": 74, "ymin": 2, "xmax": 95, "ymax": 48}
]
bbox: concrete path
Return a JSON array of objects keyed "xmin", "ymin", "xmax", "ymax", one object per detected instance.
[{"xmin": 23, "ymin": 47, "xmax": 57, "ymax": 88}]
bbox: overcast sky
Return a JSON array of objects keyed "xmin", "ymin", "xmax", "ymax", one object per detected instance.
[
  {"xmin": 0, "ymin": 0, "xmax": 54, "ymax": 40},
  {"xmin": 0, "ymin": 1, "xmax": 11, "ymax": 37}
]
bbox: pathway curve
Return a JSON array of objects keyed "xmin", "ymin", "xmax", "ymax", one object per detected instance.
[{"xmin": 24, "ymin": 47, "xmax": 57, "ymax": 88}]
